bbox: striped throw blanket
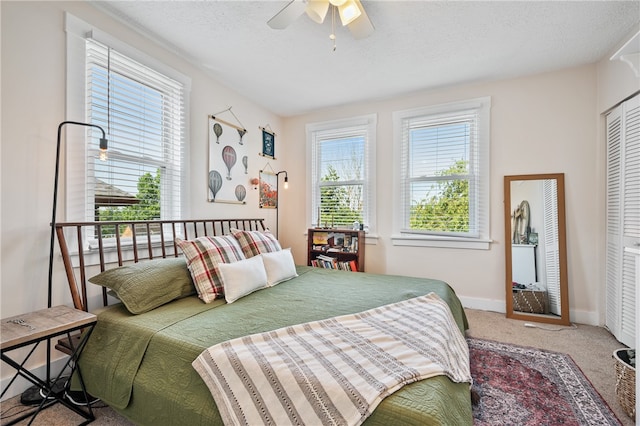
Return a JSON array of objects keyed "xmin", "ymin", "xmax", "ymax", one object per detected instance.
[{"xmin": 193, "ymin": 293, "xmax": 471, "ymax": 426}]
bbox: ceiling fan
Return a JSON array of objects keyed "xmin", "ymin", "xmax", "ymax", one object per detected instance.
[{"xmin": 267, "ymin": 0, "xmax": 374, "ymax": 40}]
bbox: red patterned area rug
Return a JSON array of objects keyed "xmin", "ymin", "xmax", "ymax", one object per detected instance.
[{"xmin": 468, "ymin": 338, "xmax": 621, "ymax": 426}]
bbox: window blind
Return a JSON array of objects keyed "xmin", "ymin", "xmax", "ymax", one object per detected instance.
[
  {"xmin": 309, "ymin": 116, "xmax": 375, "ymax": 230},
  {"xmin": 399, "ymin": 105, "xmax": 487, "ymax": 238},
  {"xmin": 85, "ymin": 38, "xmax": 185, "ymax": 226}
]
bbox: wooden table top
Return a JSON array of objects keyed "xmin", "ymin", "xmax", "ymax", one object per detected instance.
[{"xmin": 1, "ymin": 305, "xmax": 96, "ymax": 351}]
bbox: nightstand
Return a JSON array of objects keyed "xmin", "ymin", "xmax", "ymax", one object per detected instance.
[{"xmin": 1, "ymin": 305, "xmax": 97, "ymax": 425}]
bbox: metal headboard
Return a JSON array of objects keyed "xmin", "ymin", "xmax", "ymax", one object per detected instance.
[{"xmin": 55, "ymin": 218, "xmax": 266, "ymax": 311}]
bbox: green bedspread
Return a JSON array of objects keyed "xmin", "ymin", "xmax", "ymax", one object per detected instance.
[{"xmin": 78, "ymin": 266, "xmax": 472, "ymax": 425}]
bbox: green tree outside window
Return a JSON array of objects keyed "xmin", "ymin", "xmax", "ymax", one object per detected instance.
[
  {"xmin": 97, "ymin": 169, "xmax": 161, "ymax": 236},
  {"xmin": 409, "ymin": 159, "xmax": 470, "ymax": 233}
]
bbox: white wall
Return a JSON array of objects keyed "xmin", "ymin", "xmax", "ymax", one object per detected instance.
[
  {"xmin": 597, "ymin": 24, "xmax": 640, "ymax": 114},
  {"xmin": 281, "ymin": 65, "xmax": 601, "ymax": 324},
  {"xmin": 0, "ymin": 1, "xmax": 283, "ymax": 395}
]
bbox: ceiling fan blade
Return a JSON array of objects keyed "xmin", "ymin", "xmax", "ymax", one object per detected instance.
[
  {"xmin": 267, "ymin": 0, "xmax": 308, "ymax": 30},
  {"xmin": 347, "ymin": 0, "xmax": 374, "ymax": 39}
]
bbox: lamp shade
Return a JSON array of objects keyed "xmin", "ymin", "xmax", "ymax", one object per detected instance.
[
  {"xmin": 99, "ymin": 137, "xmax": 108, "ymax": 161},
  {"xmin": 338, "ymin": 0, "xmax": 361, "ymax": 26},
  {"xmin": 306, "ymin": 0, "xmax": 330, "ymax": 24}
]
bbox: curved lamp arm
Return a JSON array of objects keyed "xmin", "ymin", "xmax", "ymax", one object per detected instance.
[{"xmin": 48, "ymin": 121, "xmax": 108, "ymax": 308}]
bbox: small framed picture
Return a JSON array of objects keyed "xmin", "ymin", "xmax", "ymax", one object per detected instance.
[
  {"xmin": 261, "ymin": 129, "xmax": 275, "ymax": 159},
  {"xmin": 528, "ymin": 232, "xmax": 538, "ymax": 245}
]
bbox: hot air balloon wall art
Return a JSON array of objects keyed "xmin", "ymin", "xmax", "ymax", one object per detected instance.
[
  {"xmin": 208, "ymin": 114, "xmax": 249, "ymax": 204},
  {"xmin": 208, "ymin": 170, "xmax": 223, "ymax": 202},
  {"xmin": 221, "ymin": 145, "xmax": 237, "ymax": 180}
]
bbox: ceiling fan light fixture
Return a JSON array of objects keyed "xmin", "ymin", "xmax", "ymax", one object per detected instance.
[
  {"xmin": 306, "ymin": 0, "xmax": 330, "ymax": 24},
  {"xmin": 267, "ymin": 0, "xmax": 373, "ymax": 43},
  {"xmin": 338, "ymin": 0, "xmax": 361, "ymax": 26}
]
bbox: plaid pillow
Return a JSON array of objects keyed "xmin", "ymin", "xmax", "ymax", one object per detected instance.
[
  {"xmin": 231, "ymin": 228, "xmax": 282, "ymax": 258},
  {"xmin": 176, "ymin": 235, "xmax": 245, "ymax": 303}
]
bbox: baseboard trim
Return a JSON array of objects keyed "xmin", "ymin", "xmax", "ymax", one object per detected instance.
[
  {"xmin": 568, "ymin": 309, "xmax": 599, "ymax": 326},
  {"xmin": 459, "ymin": 296, "xmax": 505, "ymax": 313},
  {"xmin": 459, "ymin": 296, "xmax": 599, "ymax": 326}
]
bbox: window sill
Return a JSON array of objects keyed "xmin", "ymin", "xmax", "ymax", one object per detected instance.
[{"xmin": 391, "ymin": 234, "xmax": 492, "ymax": 250}]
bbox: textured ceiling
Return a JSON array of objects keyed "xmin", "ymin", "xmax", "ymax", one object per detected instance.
[{"xmin": 93, "ymin": 1, "xmax": 640, "ymax": 117}]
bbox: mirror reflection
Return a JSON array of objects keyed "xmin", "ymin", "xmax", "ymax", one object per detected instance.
[{"xmin": 504, "ymin": 173, "xmax": 570, "ymax": 326}]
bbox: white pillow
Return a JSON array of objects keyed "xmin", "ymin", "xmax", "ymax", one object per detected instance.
[
  {"xmin": 218, "ymin": 255, "xmax": 268, "ymax": 303},
  {"xmin": 261, "ymin": 248, "xmax": 298, "ymax": 287}
]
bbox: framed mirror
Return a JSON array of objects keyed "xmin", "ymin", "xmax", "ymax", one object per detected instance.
[{"xmin": 504, "ymin": 173, "xmax": 570, "ymax": 325}]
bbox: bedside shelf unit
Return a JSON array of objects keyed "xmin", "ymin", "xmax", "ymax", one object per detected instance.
[{"xmin": 307, "ymin": 228, "xmax": 365, "ymax": 272}]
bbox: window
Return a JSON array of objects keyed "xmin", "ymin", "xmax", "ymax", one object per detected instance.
[
  {"xmin": 86, "ymin": 39, "xmax": 185, "ymax": 234},
  {"xmin": 307, "ymin": 115, "xmax": 376, "ymax": 233},
  {"xmin": 65, "ymin": 14, "xmax": 189, "ymax": 240},
  {"xmin": 393, "ymin": 98, "xmax": 491, "ymax": 249}
]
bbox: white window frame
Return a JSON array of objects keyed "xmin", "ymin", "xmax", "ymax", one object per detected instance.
[
  {"xmin": 392, "ymin": 97, "xmax": 491, "ymax": 250},
  {"xmin": 306, "ymin": 114, "xmax": 377, "ymax": 236},
  {"xmin": 64, "ymin": 13, "xmax": 191, "ymax": 255}
]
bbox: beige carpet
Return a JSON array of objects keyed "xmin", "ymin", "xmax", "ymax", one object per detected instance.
[{"xmin": 1, "ymin": 308, "xmax": 634, "ymax": 425}]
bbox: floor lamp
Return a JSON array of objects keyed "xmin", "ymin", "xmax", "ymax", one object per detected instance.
[
  {"xmin": 24, "ymin": 121, "xmax": 108, "ymax": 405},
  {"xmin": 275, "ymin": 171, "xmax": 288, "ymax": 239},
  {"xmin": 48, "ymin": 121, "xmax": 108, "ymax": 309}
]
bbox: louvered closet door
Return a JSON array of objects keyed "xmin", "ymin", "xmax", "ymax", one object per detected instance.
[
  {"xmin": 543, "ymin": 179, "xmax": 561, "ymax": 315},
  {"xmin": 605, "ymin": 94, "xmax": 639, "ymax": 348},
  {"xmin": 621, "ymin": 96, "xmax": 639, "ymax": 346},
  {"xmin": 606, "ymin": 105, "xmax": 622, "ymax": 339}
]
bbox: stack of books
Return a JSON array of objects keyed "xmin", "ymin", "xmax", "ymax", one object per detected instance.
[{"xmin": 311, "ymin": 254, "xmax": 358, "ymax": 272}]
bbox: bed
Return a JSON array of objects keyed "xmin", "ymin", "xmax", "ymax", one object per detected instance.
[{"xmin": 55, "ymin": 218, "xmax": 472, "ymax": 426}]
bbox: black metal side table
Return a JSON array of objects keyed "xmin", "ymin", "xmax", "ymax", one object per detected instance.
[{"xmin": 1, "ymin": 305, "xmax": 97, "ymax": 425}]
